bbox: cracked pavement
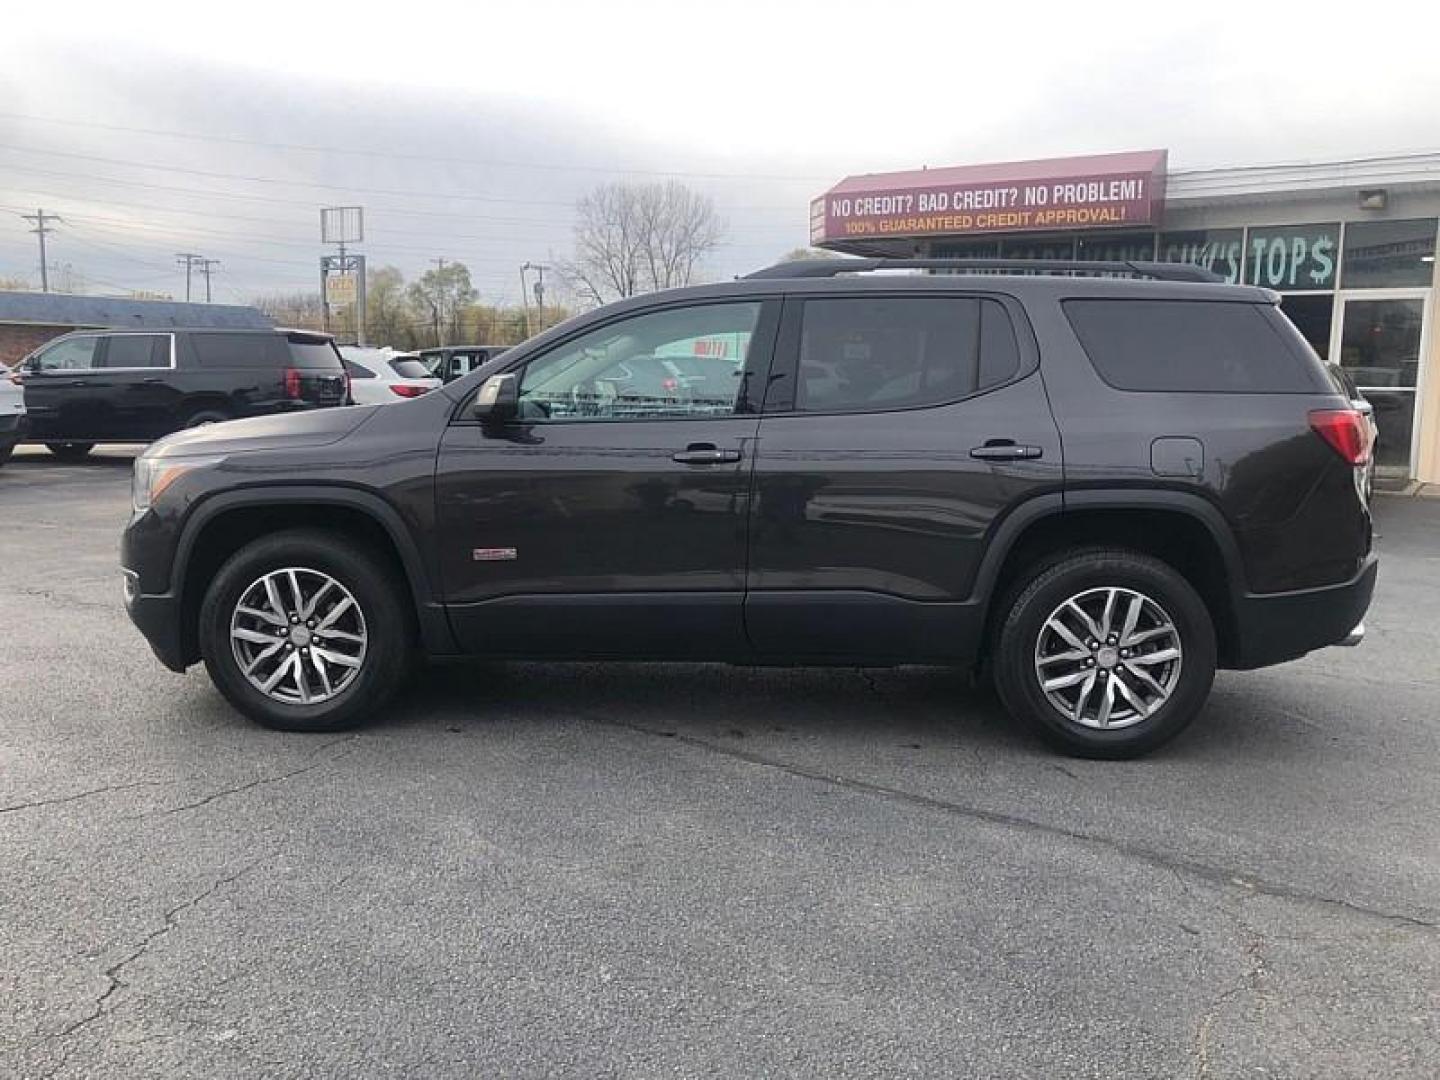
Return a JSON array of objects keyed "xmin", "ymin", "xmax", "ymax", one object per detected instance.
[{"xmin": 1, "ymin": 445, "xmax": 1438, "ymax": 1078}]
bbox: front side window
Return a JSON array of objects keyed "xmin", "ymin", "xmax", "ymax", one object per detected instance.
[
  {"xmin": 518, "ymin": 302, "xmax": 761, "ymax": 420},
  {"xmin": 33, "ymin": 337, "xmax": 98, "ymax": 371},
  {"xmin": 103, "ymin": 334, "xmax": 168, "ymax": 369},
  {"xmin": 794, "ymin": 297, "xmax": 1020, "ymax": 413}
]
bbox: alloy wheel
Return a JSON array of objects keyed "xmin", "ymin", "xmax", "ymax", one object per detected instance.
[
  {"xmin": 230, "ymin": 567, "xmax": 368, "ymax": 705},
  {"xmin": 1033, "ymin": 586, "xmax": 1183, "ymax": 730}
]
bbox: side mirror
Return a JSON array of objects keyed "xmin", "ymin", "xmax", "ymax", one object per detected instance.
[{"xmin": 471, "ymin": 373, "xmax": 519, "ymax": 423}]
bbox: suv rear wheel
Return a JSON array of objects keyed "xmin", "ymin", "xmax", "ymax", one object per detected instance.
[
  {"xmin": 994, "ymin": 549, "xmax": 1216, "ymax": 759},
  {"xmin": 198, "ymin": 529, "xmax": 413, "ymax": 732}
]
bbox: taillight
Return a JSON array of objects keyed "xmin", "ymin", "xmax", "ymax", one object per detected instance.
[
  {"xmin": 343, "ymin": 369, "xmax": 352, "ymax": 403},
  {"xmin": 284, "ymin": 367, "xmax": 302, "ymax": 400},
  {"xmin": 389, "ymin": 384, "xmax": 427, "ymax": 398},
  {"xmin": 1309, "ymin": 409, "xmax": 1372, "ymax": 465}
]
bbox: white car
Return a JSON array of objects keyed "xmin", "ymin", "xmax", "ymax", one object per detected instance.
[
  {"xmin": 340, "ymin": 348, "xmax": 442, "ymax": 405},
  {"xmin": 0, "ymin": 363, "xmax": 25, "ymax": 466}
]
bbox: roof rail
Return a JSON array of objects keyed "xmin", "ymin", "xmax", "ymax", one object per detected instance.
[{"xmin": 743, "ymin": 257, "xmax": 1225, "ymax": 284}]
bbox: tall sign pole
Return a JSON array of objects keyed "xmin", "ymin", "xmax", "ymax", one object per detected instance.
[{"xmin": 321, "ymin": 207, "xmax": 366, "ymax": 344}]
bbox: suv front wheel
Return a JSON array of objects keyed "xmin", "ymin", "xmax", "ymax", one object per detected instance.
[
  {"xmin": 198, "ymin": 529, "xmax": 413, "ymax": 731},
  {"xmin": 994, "ymin": 549, "xmax": 1216, "ymax": 759}
]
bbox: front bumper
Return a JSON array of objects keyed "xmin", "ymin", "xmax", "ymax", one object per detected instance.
[
  {"xmin": 1227, "ymin": 554, "xmax": 1378, "ymax": 669},
  {"xmin": 122, "ymin": 569, "xmax": 188, "ymax": 673}
]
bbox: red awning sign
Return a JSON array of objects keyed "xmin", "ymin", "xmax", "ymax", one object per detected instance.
[{"xmin": 811, "ymin": 150, "xmax": 1168, "ymax": 244}]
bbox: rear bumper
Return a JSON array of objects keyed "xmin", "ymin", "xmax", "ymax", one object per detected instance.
[
  {"xmin": 0, "ymin": 412, "xmax": 24, "ymax": 446},
  {"xmin": 1226, "ymin": 554, "xmax": 1378, "ymax": 669}
]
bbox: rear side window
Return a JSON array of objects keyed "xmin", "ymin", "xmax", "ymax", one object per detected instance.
[
  {"xmin": 190, "ymin": 333, "xmax": 278, "ymax": 369},
  {"xmin": 344, "ymin": 359, "xmax": 377, "ymax": 379},
  {"xmin": 389, "ymin": 358, "xmax": 431, "ymax": 379},
  {"xmin": 1064, "ymin": 299, "xmax": 1327, "ymax": 393},
  {"xmin": 795, "ymin": 297, "xmax": 1022, "ymax": 413},
  {"xmin": 287, "ymin": 336, "xmax": 343, "ymax": 370},
  {"xmin": 102, "ymin": 334, "xmax": 168, "ymax": 369}
]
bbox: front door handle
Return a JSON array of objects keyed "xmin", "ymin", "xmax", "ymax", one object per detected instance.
[
  {"xmin": 672, "ymin": 444, "xmax": 742, "ymax": 465},
  {"xmin": 970, "ymin": 441, "xmax": 1043, "ymax": 461}
]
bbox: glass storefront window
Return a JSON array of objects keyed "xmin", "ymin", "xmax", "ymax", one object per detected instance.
[
  {"xmin": 1279, "ymin": 294, "xmax": 1334, "ymax": 360},
  {"xmin": 1365, "ymin": 390, "xmax": 1416, "ymax": 470},
  {"xmin": 1338, "ymin": 297, "xmax": 1424, "ymax": 471},
  {"xmin": 1341, "ymin": 218, "xmax": 1438, "ymax": 288},
  {"xmin": 1339, "ymin": 297, "xmax": 1423, "ymax": 387},
  {"xmin": 932, "ymin": 240, "xmax": 1000, "ymax": 258},
  {"xmin": 1157, "ymin": 229, "xmax": 1245, "ymax": 284},
  {"xmin": 1001, "ymin": 236, "xmax": 1076, "ymax": 260},
  {"xmin": 1245, "ymin": 223, "xmax": 1340, "ymax": 290},
  {"xmin": 1077, "ymin": 232, "xmax": 1157, "ymax": 263}
]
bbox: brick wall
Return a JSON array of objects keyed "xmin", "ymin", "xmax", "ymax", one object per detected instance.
[{"xmin": 0, "ymin": 324, "xmax": 75, "ymax": 368}]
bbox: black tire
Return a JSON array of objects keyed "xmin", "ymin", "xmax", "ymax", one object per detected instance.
[
  {"xmin": 46, "ymin": 442, "xmax": 95, "ymax": 461},
  {"xmin": 993, "ymin": 548, "xmax": 1216, "ymax": 759},
  {"xmin": 0, "ymin": 442, "xmax": 13, "ymax": 467},
  {"xmin": 198, "ymin": 529, "xmax": 414, "ymax": 732},
  {"xmin": 184, "ymin": 410, "xmax": 230, "ymax": 428}
]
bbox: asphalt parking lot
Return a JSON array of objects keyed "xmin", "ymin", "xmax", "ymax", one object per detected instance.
[{"xmin": 1, "ymin": 444, "xmax": 1437, "ymax": 1079}]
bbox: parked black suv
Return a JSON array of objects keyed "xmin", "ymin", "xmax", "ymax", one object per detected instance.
[
  {"xmin": 15, "ymin": 328, "xmax": 349, "ymax": 458},
  {"xmin": 121, "ymin": 259, "xmax": 1377, "ymax": 757}
]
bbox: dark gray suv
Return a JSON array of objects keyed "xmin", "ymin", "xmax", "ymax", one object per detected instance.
[{"xmin": 121, "ymin": 259, "xmax": 1376, "ymax": 758}]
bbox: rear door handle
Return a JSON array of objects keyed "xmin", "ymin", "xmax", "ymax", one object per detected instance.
[
  {"xmin": 970, "ymin": 441, "xmax": 1043, "ymax": 461},
  {"xmin": 672, "ymin": 444, "xmax": 742, "ymax": 465}
]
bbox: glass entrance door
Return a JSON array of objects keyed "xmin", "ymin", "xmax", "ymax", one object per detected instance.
[{"xmin": 1331, "ymin": 291, "xmax": 1430, "ymax": 474}]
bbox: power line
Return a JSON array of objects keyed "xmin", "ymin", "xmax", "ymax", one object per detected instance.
[
  {"xmin": 0, "ymin": 110, "xmax": 833, "ymax": 183},
  {"xmin": 0, "ymin": 146, "xmax": 812, "ymax": 213},
  {"xmin": 0, "ymin": 144, "xmax": 812, "ymax": 212}
]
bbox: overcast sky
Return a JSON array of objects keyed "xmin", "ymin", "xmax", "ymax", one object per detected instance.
[{"xmin": 2, "ymin": 0, "xmax": 1438, "ymax": 305}]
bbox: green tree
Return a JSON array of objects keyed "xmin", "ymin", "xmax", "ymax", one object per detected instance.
[
  {"xmin": 407, "ymin": 261, "xmax": 477, "ymax": 346},
  {"xmin": 779, "ymin": 247, "xmax": 842, "ymax": 262},
  {"xmin": 366, "ymin": 265, "xmax": 410, "ymax": 348}
]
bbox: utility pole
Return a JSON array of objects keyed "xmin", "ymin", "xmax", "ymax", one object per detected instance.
[
  {"xmin": 431, "ymin": 258, "xmax": 449, "ymax": 345},
  {"xmin": 175, "ymin": 253, "xmax": 205, "ymax": 303},
  {"xmin": 22, "ymin": 209, "xmax": 61, "ymax": 293},
  {"xmin": 522, "ymin": 262, "xmax": 550, "ymax": 336},
  {"xmin": 519, "ymin": 264, "xmax": 532, "ymax": 339},
  {"xmin": 200, "ymin": 258, "xmax": 220, "ymax": 303}
]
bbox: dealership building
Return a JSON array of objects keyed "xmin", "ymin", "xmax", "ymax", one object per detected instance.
[{"xmin": 810, "ymin": 149, "xmax": 1440, "ymax": 486}]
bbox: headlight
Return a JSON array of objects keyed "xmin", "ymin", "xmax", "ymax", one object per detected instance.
[{"xmin": 132, "ymin": 454, "xmax": 226, "ymax": 513}]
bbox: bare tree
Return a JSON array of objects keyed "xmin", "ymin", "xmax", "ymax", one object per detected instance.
[{"xmin": 564, "ymin": 181, "xmax": 725, "ymax": 305}]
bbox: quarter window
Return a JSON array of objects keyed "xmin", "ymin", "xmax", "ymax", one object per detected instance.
[
  {"xmin": 794, "ymin": 297, "xmax": 1021, "ymax": 413},
  {"xmin": 34, "ymin": 337, "xmax": 98, "ymax": 371},
  {"xmin": 517, "ymin": 302, "xmax": 761, "ymax": 420},
  {"xmin": 1064, "ymin": 299, "xmax": 1328, "ymax": 393}
]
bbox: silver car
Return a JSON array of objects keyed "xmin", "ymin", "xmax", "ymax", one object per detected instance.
[{"xmin": 0, "ymin": 363, "xmax": 25, "ymax": 466}]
